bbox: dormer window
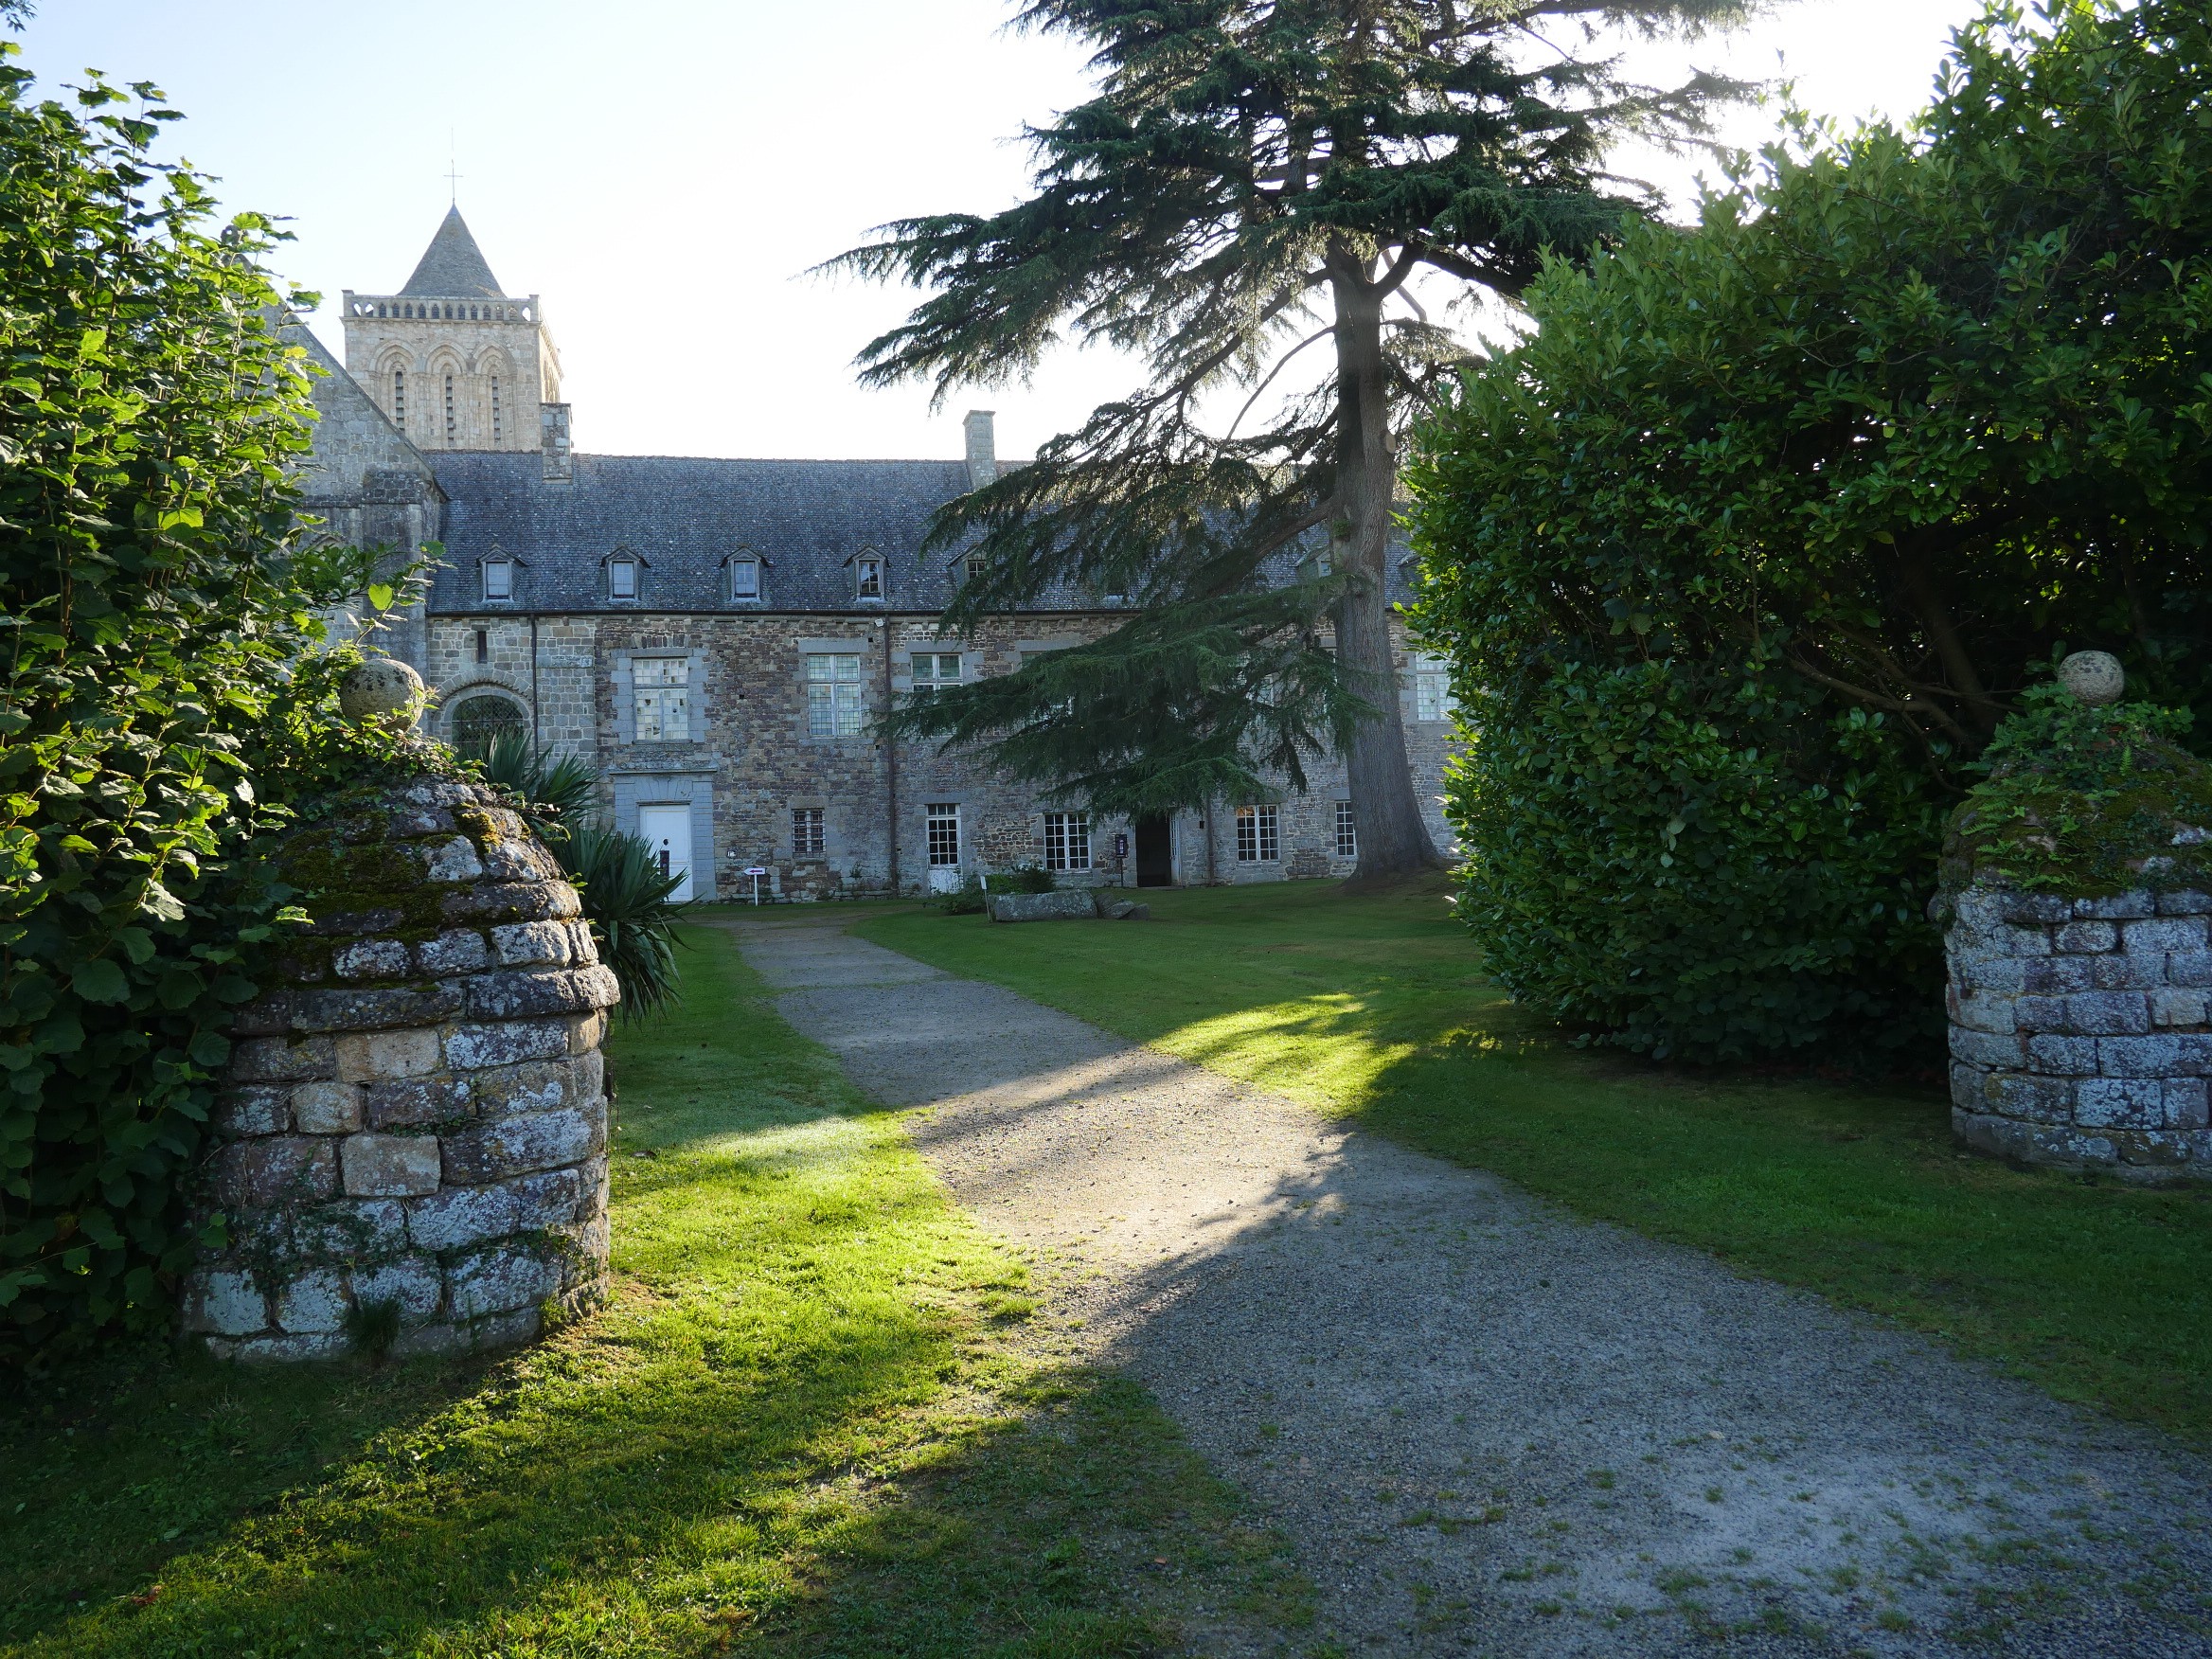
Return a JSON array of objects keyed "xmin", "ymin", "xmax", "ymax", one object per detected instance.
[
  {"xmin": 482, "ymin": 557, "xmax": 514, "ymax": 602},
  {"xmin": 605, "ymin": 554, "xmax": 641, "ymax": 603},
  {"xmin": 729, "ymin": 556, "xmax": 762, "ymax": 602},
  {"xmin": 855, "ymin": 554, "xmax": 884, "ymax": 601},
  {"xmin": 963, "ymin": 554, "xmax": 986, "ymax": 584}
]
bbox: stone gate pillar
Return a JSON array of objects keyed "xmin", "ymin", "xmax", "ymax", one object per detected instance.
[{"xmin": 181, "ymin": 777, "xmax": 618, "ymax": 1359}]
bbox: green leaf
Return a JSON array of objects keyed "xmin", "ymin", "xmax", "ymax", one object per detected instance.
[{"xmin": 69, "ymin": 959, "xmax": 131, "ymax": 1004}]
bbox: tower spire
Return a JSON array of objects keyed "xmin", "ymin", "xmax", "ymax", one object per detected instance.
[{"xmin": 401, "ymin": 205, "xmax": 503, "ymax": 297}]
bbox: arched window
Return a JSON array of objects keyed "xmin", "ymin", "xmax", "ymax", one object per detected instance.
[
  {"xmin": 391, "ymin": 368, "xmax": 405, "ymax": 421},
  {"xmin": 448, "ymin": 693, "xmax": 527, "ymax": 758}
]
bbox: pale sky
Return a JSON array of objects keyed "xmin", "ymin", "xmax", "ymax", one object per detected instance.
[{"xmin": 14, "ymin": 0, "xmax": 1983, "ymax": 463}]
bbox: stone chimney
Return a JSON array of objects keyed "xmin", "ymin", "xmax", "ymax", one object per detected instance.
[
  {"xmin": 541, "ymin": 401, "xmax": 573, "ymax": 484},
  {"xmin": 964, "ymin": 409, "xmax": 997, "ymax": 490}
]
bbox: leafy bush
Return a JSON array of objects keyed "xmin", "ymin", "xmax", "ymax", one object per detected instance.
[
  {"xmin": 1946, "ymin": 686, "xmax": 2212, "ymax": 900},
  {"xmin": 0, "ymin": 54, "xmax": 433, "ymax": 1359},
  {"xmin": 475, "ymin": 733, "xmax": 684, "ymax": 1021},
  {"xmin": 931, "ymin": 875, "xmax": 989, "ymax": 916},
  {"xmin": 995, "ymin": 865, "xmax": 1057, "ymax": 895},
  {"xmin": 1410, "ymin": 0, "xmax": 2212, "ymax": 1061}
]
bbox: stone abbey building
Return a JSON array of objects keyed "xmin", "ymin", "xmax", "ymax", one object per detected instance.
[{"xmin": 298, "ymin": 208, "xmax": 1459, "ymax": 901}]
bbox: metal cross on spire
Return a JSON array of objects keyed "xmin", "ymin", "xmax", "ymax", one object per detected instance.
[{"xmin": 446, "ymin": 131, "xmax": 462, "ymax": 205}]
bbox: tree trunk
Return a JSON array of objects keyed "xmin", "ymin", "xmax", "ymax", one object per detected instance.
[{"xmin": 1330, "ymin": 250, "xmax": 1440, "ymax": 883}]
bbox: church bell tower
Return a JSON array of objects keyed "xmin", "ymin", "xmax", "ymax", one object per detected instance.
[{"xmin": 341, "ymin": 207, "xmax": 563, "ymax": 455}]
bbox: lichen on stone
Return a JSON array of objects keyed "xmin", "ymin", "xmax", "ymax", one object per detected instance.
[{"xmin": 1943, "ymin": 684, "xmax": 2212, "ymax": 900}]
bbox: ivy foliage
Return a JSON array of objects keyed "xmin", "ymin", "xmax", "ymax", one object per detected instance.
[
  {"xmin": 1410, "ymin": 0, "xmax": 2212, "ymax": 1062},
  {"xmin": 1945, "ymin": 686, "xmax": 2212, "ymax": 899},
  {"xmin": 0, "ymin": 51, "xmax": 429, "ymax": 1358}
]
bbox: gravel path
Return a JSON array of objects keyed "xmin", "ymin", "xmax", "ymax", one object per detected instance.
[{"xmin": 726, "ymin": 910, "xmax": 2212, "ymax": 1657}]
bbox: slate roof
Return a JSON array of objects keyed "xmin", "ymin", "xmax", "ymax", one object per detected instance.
[
  {"xmin": 426, "ymin": 449, "xmax": 1029, "ymax": 615},
  {"xmin": 401, "ymin": 208, "xmax": 505, "ymax": 297},
  {"xmin": 423, "ymin": 449, "xmax": 1412, "ymax": 617}
]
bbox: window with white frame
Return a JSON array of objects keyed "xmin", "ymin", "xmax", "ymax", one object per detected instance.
[
  {"xmin": 854, "ymin": 554, "xmax": 884, "ymax": 599},
  {"xmin": 792, "ymin": 807, "xmax": 825, "ymax": 858},
  {"xmin": 962, "ymin": 553, "xmax": 987, "ymax": 584},
  {"xmin": 482, "ymin": 558, "xmax": 513, "ymax": 601},
  {"xmin": 1334, "ymin": 801, "xmax": 1358, "ymax": 860},
  {"xmin": 608, "ymin": 557, "xmax": 640, "ymax": 602},
  {"xmin": 926, "ymin": 803, "xmax": 960, "ymax": 866},
  {"xmin": 805, "ymin": 652, "xmax": 865, "ymax": 738},
  {"xmin": 910, "ymin": 651, "xmax": 962, "ymax": 695},
  {"xmin": 1235, "ymin": 804, "xmax": 1279, "ymax": 863},
  {"xmin": 1412, "ymin": 652, "xmax": 1455, "ymax": 722},
  {"xmin": 632, "ymin": 656, "xmax": 689, "ymax": 742},
  {"xmin": 1044, "ymin": 812, "xmax": 1091, "ymax": 871},
  {"xmin": 729, "ymin": 557, "xmax": 761, "ymax": 602}
]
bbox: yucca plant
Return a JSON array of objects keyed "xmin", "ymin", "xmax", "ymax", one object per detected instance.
[{"xmin": 472, "ymin": 732, "xmax": 684, "ymax": 1021}]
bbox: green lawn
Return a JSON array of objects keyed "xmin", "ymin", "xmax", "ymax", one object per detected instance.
[
  {"xmin": 857, "ymin": 881, "xmax": 2212, "ymax": 1440},
  {"xmin": 0, "ymin": 922, "xmax": 1301, "ymax": 1658}
]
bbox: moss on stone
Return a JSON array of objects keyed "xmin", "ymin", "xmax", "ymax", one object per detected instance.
[{"xmin": 1944, "ymin": 686, "xmax": 2212, "ymax": 899}]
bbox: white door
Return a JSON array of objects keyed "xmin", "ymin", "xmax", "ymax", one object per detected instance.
[{"xmin": 637, "ymin": 804, "xmax": 694, "ymax": 901}]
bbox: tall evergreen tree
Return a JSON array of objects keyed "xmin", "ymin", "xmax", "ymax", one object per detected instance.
[{"xmin": 839, "ymin": 0, "xmax": 1771, "ymax": 879}]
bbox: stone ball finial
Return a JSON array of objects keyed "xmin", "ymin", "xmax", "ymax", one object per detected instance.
[
  {"xmin": 2057, "ymin": 651, "xmax": 2126, "ymax": 707},
  {"xmin": 339, "ymin": 657, "xmax": 425, "ymax": 726}
]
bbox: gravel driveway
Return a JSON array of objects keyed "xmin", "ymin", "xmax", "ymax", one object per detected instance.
[{"xmin": 727, "ymin": 909, "xmax": 2212, "ymax": 1658}]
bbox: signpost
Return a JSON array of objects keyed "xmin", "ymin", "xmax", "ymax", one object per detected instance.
[{"xmin": 744, "ymin": 865, "xmax": 769, "ymax": 906}]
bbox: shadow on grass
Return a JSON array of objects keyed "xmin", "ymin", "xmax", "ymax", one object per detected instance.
[{"xmin": 0, "ymin": 924, "xmax": 1293, "ymax": 1658}]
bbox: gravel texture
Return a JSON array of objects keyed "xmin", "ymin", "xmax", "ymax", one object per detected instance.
[{"xmin": 729, "ymin": 911, "xmax": 2212, "ymax": 1657}]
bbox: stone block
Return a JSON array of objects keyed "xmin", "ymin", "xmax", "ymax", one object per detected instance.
[
  {"xmin": 1947, "ymin": 990, "xmax": 2016, "ymax": 1035},
  {"xmin": 508, "ymin": 1163, "xmax": 587, "ymax": 1225},
  {"xmin": 490, "ymin": 919, "xmax": 574, "ymax": 967},
  {"xmin": 334, "ymin": 1026, "xmax": 442, "ymax": 1082},
  {"xmin": 1997, "ymin": 892, "xmax": 2074, "ymax": 924},
  {"xmin": 1949, "ymin": 1061, "xmax": 1989, "ymax": 1112},
  {"xmin": 2170, "ymin": 952, "xmax": 2212, "ymax": 990},
  {"xmin": 441, "ymin": 881, "xmax": 580, "ymax": 924},
  {"xmin": 366, "ymin": 1075, "xmax": 471, "ymax": 1130},
  {"xmin": 341, "ymin": 1133, "xmax": 441, "ymax": 1197},
  {"xmin": 274, "ymin": 1267, "xmax": 348, "ymax": 1334},
  {"xmin": 227, "ymin": 1331, "xmax": 348, "ymax": 1364},
  {"xmin": 1948, "ymin": 1026, "xmax": 2024, "ymax": 1068},
  {"xmin": 2021, "ymin": 957, "xmax": 2095, "ymax": 996},
  {"xmin": 2076, "ymin": 1077, "xmax": 2165, "ymax": 1129},
  {"xmin": 2070, "ymin": 991, "xmax": 2155, "ymax": 1035},
  {"xmin": 482, "ymin": 840, "xmax": 561, "ymax": 883},
  {"xmin": 210, "ymin": 1137, "xmax": 339, "ymax": 1209},
  {"xmin": 2157, "ymin": 889, "xmax": 2212, "ymax": 917},
  {"xmin": 565, "ymin": 920, "xmax": 598, "ymax": 964},
  {"xmin": 294, "ymin": 982, "xmax": 463, "ymax": 1036},
  {"xmin": 473, "ymin": 1053, "xmax": 601, "ymax": 1120},
  {"xmin": 226, "ymin": 1035, "xmax": 336, "ymax": 1084},
  {"xmin": 389, "ymin": 1320, "xmax": 471, "ymax": 1359},
  {"xmin": 352, "ymin": 1254, "xmax": 443, "ymax": 1320},
  {"xmin": 2073, "ymin": 892, "xmax": 2157, "ymax": 919},
  {"xmin": 415, "ymin": 929, "xmax": 491, "ymax": 974},
  {"xmin": 1989, "ymin": 1072, "xmax": 2075, "ymax": 1120},
  {"xmin": 217, "ymin": 1085, "xmax": 290, "ymax": 1138},
  {"xmin": 2164, "ymin": 1079, "xmax": 2211, "ymax": 1130},
  {"xmin": 2056, "ymin": 920, "xmax": 2118, "ymax": 954},
  {"xmin": 444, "ymin": 1018, "xmax": 573, "ymax": 1072},
  {"xmin": 440, "ymin": 1105, "xmax": 600, "ymax": 1184},
  {"xmin": 1114, "ymin": 901, "xmax": 1151, "ymax": 920},
  {"xmin": 182, "ymin": 1269, "xmax": 267, "ymax": 1336},
  {"xmin": 288, "ymin": 1198, "xmax": 408, "ymax": 1259},
  {"xmin": 290, "ymin": 1080, "xmax": 365, "ymax": 1134},
  {"xmin": 1958, "ymin": 955, "xmax": 2027, "ymax": 996},
  {"xmin": 333, "ymin": 938, "xmax": 411, "ymax": 981},
  {"xmin": 448, "ymin": 1241, "xmax": 562, "ymax": 1318},
  {"xmin": 2098, "ymin": 1034, "xmax": 2194, "ymax": 1079},
  {"xmin": 2089, "ymin": 953, "xmax": 2169, "ymax": 990},
  {"xmin": 421, "ymin": 836, "xmax": 486, "ymax": 882},
  {"xmin": 986, "ymin": 889, "xmax": 1097, "ymax": 923},
  {"xmin": 567, "ymin": 1009, "xmax": 610, "ymax": 1054},
  {"xmin": 462, "ymin": 1307, "xmax": 545, "ymax": 1350},
  {"xmin": 2125, "ymin": 918, "xmax": 2209, "ymax": 954},
  {"xmin": 463, "ymin": 966, "xmax": 619, "ymax": 1022},
  {"xmin": 406, "ymin": 1183, "xmax": 519, "ymax": 1253},
  {"xmin": 2150, "ymin": 990, "xmax": 2210, "ymax": 1029},
  {"xmin": 2025, "ymin": 1034, "xmax": 2099, "ymax": 1076}
]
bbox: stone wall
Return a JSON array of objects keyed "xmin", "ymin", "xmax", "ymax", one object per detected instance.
[
  {"xmin": 1946, "ymin": 884, "xmax": 2212, "ymax": 1180},
  {"xmin": 414, "ymin": 609, "xmax": 1462, "ymax": 899},
  {"xmin": 182, "ymin": 778, "xmax": 619, "ymax": 1360}
]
